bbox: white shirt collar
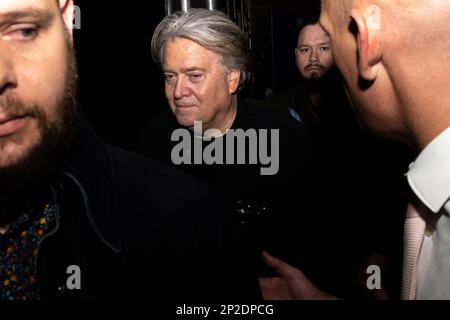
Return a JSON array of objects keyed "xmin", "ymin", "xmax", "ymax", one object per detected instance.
[{"xmin": 407, "ymin": 126, "xmax": 450, "ymax": 214}]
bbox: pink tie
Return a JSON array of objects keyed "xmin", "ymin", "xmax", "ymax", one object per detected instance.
[{"xmin": 401, "ymin": 201, "xmax": 426, "ymax": 300}]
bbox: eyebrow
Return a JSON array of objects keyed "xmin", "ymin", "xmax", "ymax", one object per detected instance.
[
  {"xmin": 164, "ymin": 67, "xmax": 207, "ymax": 73},
  {"xmin": 299, "ymin": 42, "xmax": 331, "ymax": 47},
  {"xmin": 0, "ymin": 8, "xmax": 53, "ymax": 25}
]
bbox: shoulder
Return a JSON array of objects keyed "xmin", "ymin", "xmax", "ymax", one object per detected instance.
[
  {"xmin": 135, "ymin": 111, "xmax": 178, "ymax": 144},
  {"xmin": 238, "ymin": 97, "xmax": 314, "ymax": 141},
  {"xmin": 64, "ymin": 120, "xmax": 226, "ymax": 260},
  {"xmin": 267, "ymin": 84, "xmax": 308, "ymax": 106},
  {"xmin": 133, "ymin": 111, "xmax": 180, "ymax": 161},
  {"xmin": 108, "ymin": 145, "xmax": 223, "ymax": 209}
]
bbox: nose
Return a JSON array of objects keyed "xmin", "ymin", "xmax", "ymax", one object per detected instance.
[
  {"xmin": 0, "ymin": 52, "xmax": 17, "ymax": 95},
  {"xmin": 173, "ymin": 76, "xmax": 191, "ymax": 100},
  {"xmin": 309, "ymin": 48, "xmax": 320, "ymax": 64}
]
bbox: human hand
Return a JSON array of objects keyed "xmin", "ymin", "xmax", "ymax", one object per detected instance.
[{"xmin": 258, "ymin": 251, "xmax": 337, "ymax": 300}]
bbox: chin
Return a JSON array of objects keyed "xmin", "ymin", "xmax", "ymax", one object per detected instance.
[
  {"xmin": 174, "ymin": 115, "xmax": 195, "ymax": 128},
  {"xmin": 0, "ymin": 144, "xmax": 36, "ymax": 169},
  {"xmin": 308, "ymin": 72, "xmax": 324, "ymax": 80},
  {"xmin": 174, "ymin": 109, "xmax": 199, "ymax": 127},
  {"xmin": 0, "ymin": 129, "xmax": 42, "ymax": 169}
]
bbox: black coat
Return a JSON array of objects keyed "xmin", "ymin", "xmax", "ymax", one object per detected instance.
[
  {"xmin": 134, "ymin": 98, "xmax": 340, "ymax": 287},
  {"xmin": 36, "ymin": 119, "xmax": 259, "ymax": 300},
  {"xmin": 134, "ymin": 95, "xmax": 407, "ymax": 298}
]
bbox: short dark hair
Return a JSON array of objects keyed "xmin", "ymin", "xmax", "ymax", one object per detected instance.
[{"xmin": 297, "ymin": 16, "xmax": 321, "ymax": 36}]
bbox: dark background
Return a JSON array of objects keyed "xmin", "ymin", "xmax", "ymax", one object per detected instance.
[{"xmin": 74, "ymin": 0, "xmax": 321, "ymax": 149}]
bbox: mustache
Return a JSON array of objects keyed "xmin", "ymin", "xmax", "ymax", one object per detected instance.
[
  {"xmin": 305, "ymin": 63, "xmax": 325, "ymax": 71},
  {"xmin": 0, "ymin": 95, "xmax": 45, "ymax": 124}
]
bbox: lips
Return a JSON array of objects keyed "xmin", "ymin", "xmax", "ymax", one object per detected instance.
[
  {"xmin": 0, "ymin": 114, "xmax": 28, "ymax": 138},
  {"xmin": 175, "ymin": 103, "xmax": 195, "ymax": 109},
  {"xmin": 306, "ymin": 67, "xmax": 324, "ymax": 71}
]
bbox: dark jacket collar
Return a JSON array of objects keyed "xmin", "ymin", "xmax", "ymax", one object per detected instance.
[{"xmin": 56, "ymin": 117, "xmax": 121, "ymax": 253}]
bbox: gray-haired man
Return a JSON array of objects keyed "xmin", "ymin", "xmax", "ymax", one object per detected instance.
[{"xmin": 134, "ymin": 9, "xmax": 349, "ymax": 294}]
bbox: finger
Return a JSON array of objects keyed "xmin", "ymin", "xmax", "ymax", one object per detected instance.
[
  {"xmin": 262, "ymin": 251, "xmax": 303, "ymax": 279},
  {"xmin": 261, "ymin": 253, "xmax": 336, "ymax": 300},
  {"xmin": 261, "ymin": 251, "xmax": 279, "ymax": 268}
]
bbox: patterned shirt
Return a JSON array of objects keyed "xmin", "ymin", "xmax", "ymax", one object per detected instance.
[{"xmin": 0, "ymin": 204, "xmax": 57, "ymax": 300}]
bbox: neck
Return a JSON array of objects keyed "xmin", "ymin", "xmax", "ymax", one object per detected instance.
[
  {"xmin": 400, "ymin": 83, "xmax": 450, "ymax": 152},
  {"xmin": 305, "ymin": 81, "xmax": 325, "ymax": 95},
  {"xmin": 309, "ymin": 92, "xmax": 323, "ymax": 108},
  {"xmin": 386, "ymin": 52, "xmax": 450, "ymax": 152},
  {"xmin": 410, "ymin": 111, "xmax": 450, "ymax": 152}
]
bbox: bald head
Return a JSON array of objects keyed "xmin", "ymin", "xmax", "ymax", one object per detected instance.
[{"xmin": 320, "ymin": 0, "xmax": 450, "ymax": 150}]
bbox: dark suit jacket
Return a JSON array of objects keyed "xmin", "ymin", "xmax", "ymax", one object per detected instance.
[
  {"xmin": 133, "ymin": 98, "xmax": 349, "ymax": 291},
  {"xmin": 36, "ymin": 118, "xmax": 259, "ymax": 300}
]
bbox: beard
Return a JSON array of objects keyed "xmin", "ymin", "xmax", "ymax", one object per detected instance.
[
  {"xmin": 307, "ymin": 71, "xmax": 324, "ymax": 80},
  {"xmin": 301, "ymin": 65, "xmax": 339, "ymax": 92},
  {"xmin": 302, "ymin": 64, "xmax": 326, "ymax": 83},
  {"xmin": 0, "ymin": 42, "xmax": 80, "ymax": 226}
]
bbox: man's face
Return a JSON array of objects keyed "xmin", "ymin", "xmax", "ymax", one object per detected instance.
[
  {"xmin": 163, "ymin": 37, "xmax": 236, "ymax": 131},
  {"xmin": 295, "ymin": 23, "xmax": 334, "ymax": 81},
  {"xmin": 0, "ymin": 0, "xmax": 75, "ymax": 169}
]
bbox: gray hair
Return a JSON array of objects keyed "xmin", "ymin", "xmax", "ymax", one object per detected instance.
[{"xmin": 151, "ymin": 8, "xmax": 250, "ymax": 84}]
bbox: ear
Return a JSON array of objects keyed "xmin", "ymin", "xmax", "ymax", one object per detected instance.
[
  {"xmin": 58, "ymin": 0, "xmax": 75, "ymax": 41},
  {"xmin": 350, "ymin": 5, "xmax": 382, "ymax": 81},
  {"xmin": 227, "ymin": 68, "xmax": 241, "ymax": 94}
]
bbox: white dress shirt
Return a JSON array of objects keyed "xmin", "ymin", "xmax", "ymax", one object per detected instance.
[{"xmin": 407, "ymin": 126, "xmax": 450, "ymax": 299}]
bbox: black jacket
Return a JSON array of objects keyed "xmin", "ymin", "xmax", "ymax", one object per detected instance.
[
  {"xmin": 36, "ymin": 119, "xmax": 258, "ymax": 300},
  {"xmin": 134, "ymin": 98, "xmax": 338, "ymax": 285},
  {"xmin": 134, "ymin": 96, "xmax": 406, "ymax": 298}
]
